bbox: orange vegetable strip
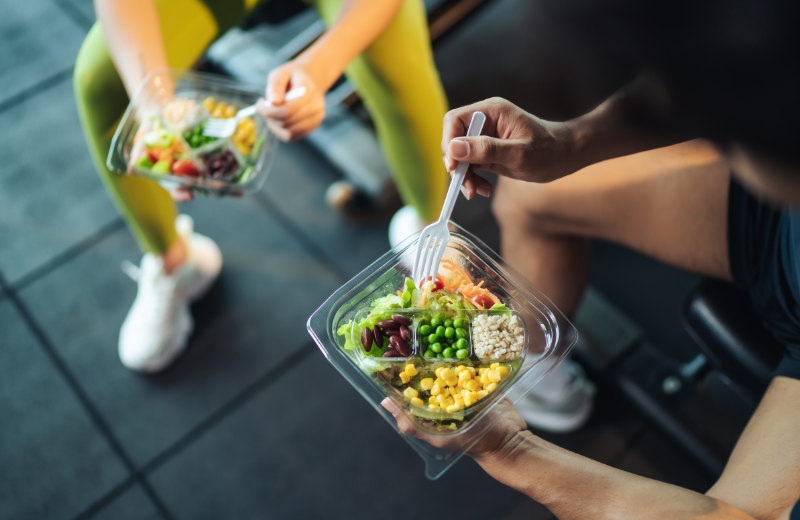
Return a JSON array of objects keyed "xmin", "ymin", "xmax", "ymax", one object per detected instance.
[{"xmin": 397, "ymin": 290, "xmax": 403, "ymax": 297}]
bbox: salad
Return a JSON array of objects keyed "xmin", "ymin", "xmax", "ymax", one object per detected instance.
[
  {"xmin": 129, "ymin": 97, "xmax": 264, "ymax": 184},
  {"xmin": 336, "ymin": 259, "xmax": 526, "ymax": 432}
]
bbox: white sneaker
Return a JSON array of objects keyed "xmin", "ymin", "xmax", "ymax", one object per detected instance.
[
  {"xmin": 389, "ymin": 205, "xmax": 426, "ymax": 248},
  {"xmin": 515, "ymin": 361, "xmax": 597, "ymax": 433},
  {"xmin": 118, "ymin": 215, "xmax": 222, "ymax": 372}
]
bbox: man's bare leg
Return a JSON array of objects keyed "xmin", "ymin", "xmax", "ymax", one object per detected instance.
[{"xmin": 492, "ymin": 139, "xmax": 732, "ymax": 318}]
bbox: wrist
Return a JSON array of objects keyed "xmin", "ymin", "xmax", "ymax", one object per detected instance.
[
  {"xmin": 295, "ymin": 43, "xmax": 346, "ymax": 92},
  {"xmin": 472, "ymin": 430, "xmax": 539, "ymax": 490}
]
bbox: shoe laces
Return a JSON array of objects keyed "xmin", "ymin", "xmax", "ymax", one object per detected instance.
[{"xmin": 122, "ymin": 260, "xmax": 183, "ymax": 331}]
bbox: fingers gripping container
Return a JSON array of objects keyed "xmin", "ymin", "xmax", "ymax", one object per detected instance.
[
  {"xmin": 307, "ymin": 223, "xmax": 577, "ymax": 479},
  {"xmin": 108, "ymin": 69, "xmax": 277, "ymax": 196}
]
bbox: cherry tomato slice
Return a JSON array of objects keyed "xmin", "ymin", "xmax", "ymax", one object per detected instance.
[
  {"xmin": 471, "ymin": 294, "xmax": 494, "ymax": 309},
  {"xmin": 172, "ymin": 159, "xmax": 200, "ymax": 177},
  {"xmin": 432, "ymin": 279, "xmax": 444, "ymax": 292}
]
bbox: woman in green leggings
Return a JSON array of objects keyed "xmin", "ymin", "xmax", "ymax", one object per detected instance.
[{"xmin": 76, "ymin": 0, "xmax": 448, "ymax": 371}]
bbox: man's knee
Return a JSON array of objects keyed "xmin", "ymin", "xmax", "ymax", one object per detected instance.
[{"xmin": 492, "ymin": 177, "xmax": 561, "ymax": 235}]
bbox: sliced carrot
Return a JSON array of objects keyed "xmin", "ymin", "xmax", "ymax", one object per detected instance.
[{"xmin": 397, "ymin": 290, "xmax": 403, "ymax": 297}]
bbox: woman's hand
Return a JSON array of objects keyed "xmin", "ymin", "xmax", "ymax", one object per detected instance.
[
  {"xmin": 442, "ymin": 98, "xmax": 577, "ymax": 199},
  {"xmin": 256, "ymin": 60, "xmax": 327, "ymax": 142}
]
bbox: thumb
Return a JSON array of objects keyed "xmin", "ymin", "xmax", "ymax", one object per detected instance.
[
  {"xmin": 448, "ymin": 136, "xmax": 515, "ymax": 167},
  {"xmin": 266, "ymin": 67, "xmax": 292, "ymax": 105}
]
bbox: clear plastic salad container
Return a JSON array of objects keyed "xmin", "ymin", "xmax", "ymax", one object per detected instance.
[
  {"xmin": 108, "ymin": 69, "xmax": 277, "ymax": 196},
  {"xmin": 307, "ymin": 222, "xmax": 577, "ymax": 479}
]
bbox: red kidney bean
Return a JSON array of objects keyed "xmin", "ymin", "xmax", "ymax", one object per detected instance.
[
  {"xmin": 384, "ymin": 329, "xmax": 400, "ymax": 337},
  {"xmin": 382, "ymin": 349, "xmax": 402, "ymax": 358},
  {"xmin": 377, "ymin": 320, "xmax": 400, "ymax": 329},
  {"xmin": 390, "ymin": 335, "xmax": 411, "ymax": 357},
  {"xmin": 391, "ymin": 314, "xmax": 412, "ymax": 326},
  {"xmin": 399, "ymin": 325, "xmax": 411, "ymax": 342},
  {"xmin": 361, "ymin": 327, "xmax": 373, "ymax": 352},
  {"xmin": 373, "ymin": 325, "xmax": 383, "ymax": 349}
]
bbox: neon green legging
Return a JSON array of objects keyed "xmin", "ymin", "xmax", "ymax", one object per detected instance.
[{"xmin": 74, "ymin": 0, "xmax": 448, "ymax": 254}]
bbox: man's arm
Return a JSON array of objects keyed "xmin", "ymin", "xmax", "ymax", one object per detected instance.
[
  {"xmin": 476, "ymin": 377, "xmax": 800, "ymax": 520},
  {"xmin": 384, "ymin": 377, "xmax": 800, "ymax": 519},
  {"xmin": 440, "ymin": 74, "xmax": 687, "ymax": 198}
]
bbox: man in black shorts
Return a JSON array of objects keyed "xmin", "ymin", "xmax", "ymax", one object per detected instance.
[{"xmin": 385, "ymin": 0, "xmax": 800, "ymax": 517}]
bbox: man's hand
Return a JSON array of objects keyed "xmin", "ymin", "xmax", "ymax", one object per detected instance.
[
  {"xmin": 256, "ymin": 60, "xmax": 326, "ymax": 143},
  {"xmin": 441, "ymin": 98, "xmax": 576, "ymax": 199},
  {"xmin": 381, "ymin": 397, "xmax": 528, "ymax": 462}
]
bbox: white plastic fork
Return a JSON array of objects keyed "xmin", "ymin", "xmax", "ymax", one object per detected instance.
[
  {"xmin": 202, "ymin": 86, "xmax": 307, "ymax": 138},
  {"xmin": 412, "ymin": 111, "xmax": 486, "ymax": 286}
]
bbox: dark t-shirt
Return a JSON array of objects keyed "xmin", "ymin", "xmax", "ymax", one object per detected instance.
[
  {"xmin": 792, "ymin": 500, "xmax": 800, "ymax": 520},
  {"xmin": 729, "ymin": 180, "xmax": 800, "ymax": 380}
]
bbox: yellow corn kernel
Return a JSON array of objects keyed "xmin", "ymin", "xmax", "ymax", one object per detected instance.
[
  {"xmin": 458, "ymin": 370, "xmax": 472, "ymax": 382},
  {"xmin": 496, "ymin": 365, "xmax": 509, "ymax": 377},
  {"xmin": 410, "ymin": 397, "xmax": 424, "ymax": 407},
  {"xmin": 478, "ymin": 367, "xmax": 487, "ymax": 376},
  {"xmin": 224, "ymin": 105, "xmax": 237, "ymax": 118},
  {"xmin": 476, "ymin": 390, "xmax": 489, "ymax": 400},
  {"xmin": 441, "ymin": 387, "xmax": 451, "ymax": 398},
  {"xmin": 428, "ymin": 396, "xmax": 437, "ymax": 405},
  {"xmin": 437, "ymin": 395, "xmax": 448, "ymax": 407},
  {"xmin": 440, "ymin": 367, "xmax": 454, "ymax": 380},
  {"xmin": 435, "ymin": 367, "xmax": 444, "ymax": 378},
  {"xmin": 420, "ymin": 378, "xmax": 434, "ymax": 391},
  {"xmin": 404, "ymin": 364, "xmax": 418, "ymax": 377},
  {"xmin": 465, "ymin": 380, "xmax": 479, "ymax": 392},
  {"xmin": 486, "ymin": 382, "xmax": 498, "ymax": 392},
  {"xmin": 446, "ymin": 404, "xmax": 462, "ymax": 413},
  {"xmin": 203, "ymin": 97, "xmax": 216, "ymax": 111},
  {"xmin": 445, "ymin": 375, "xmax": 459, "ymax": 387},
  {"xmin": 403, "ymin": 387, "xmax": 418, "ymax": 399},
  {"xmin": 434, "ymin": 377, "xmax": 445, "ymax": 387},
  {"xmin": 480, "ymin": 373, "xmax": 490, "ymax": 386},
  {"xmin": 430, "ymin": 383, "xmax": 441, "ymax": 396},
  {"xmin": 491, "ymin": 362, "xmax": 500, "ymax": 370},
  {"xmin": 463, "ymin": 394, "xmax": 474, "ymax": 407},
  {"xmin": 466, "ymin": 367, "xmax": 476, "ymax": 377},
  {"xmin": 399, "ymin": 371, "xmax": 411, "ymax": 384},
  {"xmin": 489, "ymin": 370, "xmax": 502, "ymax": 382},
  {"xmin": 429, "ymin": 404, "xmax": 440, "ymax": 411},
  {"xmin": 454, "ymin": 365, "xmax": 464, "ymax": 375},
  {"xmin": 461, "ymin": 389, "xmax": 471, "ymax": 399},
  {"xmin": 445, "ymin": 397, "xmax": 455, "ymax": 407}
]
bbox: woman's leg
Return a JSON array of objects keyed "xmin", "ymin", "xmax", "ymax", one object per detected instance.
[
  {"xmin": 74, "ymin": 0, "xmax": 251, "ymax": 371},
  {"xmin": 313, "ymin": 0, "xmax": 450, "ymax": 225}
]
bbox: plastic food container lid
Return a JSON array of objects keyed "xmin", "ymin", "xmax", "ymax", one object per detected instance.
[
  {"xmin": 107, "ymin": 68, "xmax": 277, "ymax": 197},
  {"xmin": 307, "ymin": 222, "xmax": 577, "ymax": 479}
]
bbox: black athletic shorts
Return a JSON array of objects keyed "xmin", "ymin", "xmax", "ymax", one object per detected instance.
[{"xmin": 728, "ymin": 179, "xmax": 800, "ymax": 380}]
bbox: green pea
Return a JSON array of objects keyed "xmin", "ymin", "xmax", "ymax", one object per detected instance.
[
  {"xmin": 444, "ymin": 327, "xmax": 455, "ymax": 338},
  {"xmin": 454, "ymin": 318, "xmax": 466, "ymax": 328},
  {"xmin": 446, "ymin": 337, "xmax": 456, "ymax": 344},
  {"xmin": 427, "ymin": 333, "xmax": 438, "ymax": 344},
  {"xmin": 456, "ymin": 349, "xmax": 469, "ymax": 359},
  {"xmin": 424, "ymin": 349, "xmax": 436, "ymax": 358},
  {"xmin": 431, "ymin": 342, "xmax": 443, "ymax": 353},
  {"xmin": 419, "ymin": 324, "xmax": 432, "ymax": 336},
  {"xmin": 436, "ymin": 353, "xmax": 444, "ymax": 358},
  {"xmin": 442, "ymin": 347, "xmax": 455, "ymax": 358},
  {"xmin": 431, "ymin": 317, "xmax": 442, "ymax": 327},
  {"xmin": 421, "ymin": 335, "xmax": 429, "ymax": 344},
  {"xmin": 456, "ymin": 338, "xmax": 468, "ymax": 350},
  {"xmin": 444, "ymin": 319, "xmax": 453, "ymax": 328},
  {"xmin": 455, "ymin": 328, "xmax": 468, "ymax": 339},
  {"xmin": 418, "ymin": 318, "xmax": 430, "ymax": 326},
  {"xmin": 435, "ymin": 326, "xmax": 445, "ymax": 336}
]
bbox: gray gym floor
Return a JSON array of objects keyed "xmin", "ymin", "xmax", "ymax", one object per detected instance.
[{"xmin": 1, "ymin": 1, "xmax": 716, "ymax": 519}]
